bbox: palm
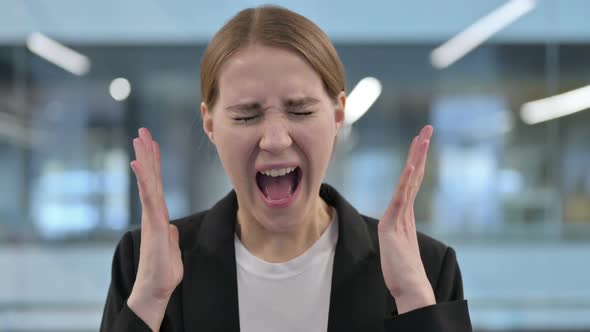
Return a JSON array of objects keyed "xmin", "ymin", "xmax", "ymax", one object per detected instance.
[
  {"xmin": 378, "ymin": 125, "xmax": 435, "ymax": 311},
  {"xmin": 131, "ymin": 128, "xmax": 183, "ymax": 300}
]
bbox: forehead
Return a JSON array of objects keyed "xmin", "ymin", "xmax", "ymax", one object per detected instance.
[{"xmin": 217, "ymin": 45, "xmax": 326, "ymax": 102}]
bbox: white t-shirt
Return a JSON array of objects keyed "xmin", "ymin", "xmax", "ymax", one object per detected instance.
[{"xmin": 234, "ymin": 210, "xmax": 338, "ymax": 332}]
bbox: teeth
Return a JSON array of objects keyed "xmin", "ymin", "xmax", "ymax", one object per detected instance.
[{"xmin": 260, "ymin": 167, "xmax": 296, "ymax": 177}]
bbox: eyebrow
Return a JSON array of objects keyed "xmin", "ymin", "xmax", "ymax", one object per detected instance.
[{"xmin": 224, "ymin": 97, "xmax": 320, "ymax": 112}]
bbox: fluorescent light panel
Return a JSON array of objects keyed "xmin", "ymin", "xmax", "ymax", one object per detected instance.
[
  {"xmin": 430, "ymin": 0, "xmax": 536, "ymax": 69},
  {"xmin": 26, "ymin": 32, "xmax": 90, "ymax": 76},
  {"xmin": 345, "ymin": 77, "xmax": 382, "ymax": 125},
  {"xmin": 520, "ymin": 85, "xmax": 590, "ymax": 124}
]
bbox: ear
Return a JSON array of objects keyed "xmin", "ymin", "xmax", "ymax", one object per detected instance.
[
  {"xmin": 334, "ymin": 91, "xmax": 346, "ymax": 133},
  {"xmin": 201, "ymin": 101, "xmax": 214, "ymax": 143}
]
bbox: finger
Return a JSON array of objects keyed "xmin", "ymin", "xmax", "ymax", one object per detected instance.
[
  {"xmin": 169, "ymin": 224, "xmax": 179, "ymax": 245},
  {"xmin": 152, "ymin": 140, "xmax": 170, "ymax": 220},
  {"xmin": 130, "ymin": 160, "xmax": 143, "ymax": 185},
  {"xmin": 402, "ymin": 126, "xmax": 432, "ymax": 214},
  {"xmin": 132, "ymin": 138, "xmax": 149, "ymax": 183},
  {"xmin": 130, "ymin": 160, "xmax": 156, "ymax": 216},
  {"xmin": 404, "ymin": 140, "xmax": 429, "ymax": 219},
  {"xmin": 139, "ymin": 126, "xmax": 154, "ymax": 143},
  {"xmin": 405, "ymin": 136, "xmax": 419, "ymax": 169},
  {"xmin": 405, "ymin": 129, "xmax": 433, "ymax": 220},
  {"xmin": 409, "ymin": 125, "xmax": 433, "ymax": 186},
  {"xmin": 412, "ymin": 126, "xmax": 433, "ymax": 190},
  {"xmin": 138, "ymin": 128, "xmax": 156, "ymax": 176},
  {"xmin": 131, "ymin": 144, "xmax": 166, "ymax": 229},
  {"xmin": 418, "ymin": 124, "xmax": 433, "ymax": 142},
  {"xmin": 133, "ymin": 137, "xmax": 155, "ymax": 192},
  {"xmin": 411, "ymin": 140, "xmax": 430, "ymax": 190},
  {"xmin": 132, "ymin": 162, "xmax": 169, "ymax": 234},
  {"xmin": 383, "ymin": 165, "xmax": 415, "ymax": 227},
  {"xmin": 152, "ymin": 140, "xmax": 163, "ymax": 196},
  {"xmin": 410, "ymin": 125, "xmax": 431, "ymax": 163},
  {"xmin": 403, "ymin": 132, "xmax": 425, "ymax": 198}
]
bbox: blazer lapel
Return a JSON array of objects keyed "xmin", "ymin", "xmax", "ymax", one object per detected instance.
[
  {"xmin": 320, "ymin": 185, "xmax": 383, "ymax": 331},
  {"xmin": 182, "ymin": 191, "xmax": 241, "ymax": 332}
]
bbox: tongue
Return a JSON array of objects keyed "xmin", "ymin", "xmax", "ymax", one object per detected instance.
[{"xmin": 259, "ymin": 172, "xmax": 296, "ymax": 200}]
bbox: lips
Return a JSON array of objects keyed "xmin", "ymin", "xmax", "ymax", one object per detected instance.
[{"xmin": 255, "ymin": 166, "xmax": 302, "ymax": 207}]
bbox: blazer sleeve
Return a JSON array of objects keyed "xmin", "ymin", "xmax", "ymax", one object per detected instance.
[
  {"xmin": 383, "ymin": 246, "xmax": 473, "ymax": 331},
  {"xmin": 100, "ymin": 231, "xmax": 153, "ymax": 332}
]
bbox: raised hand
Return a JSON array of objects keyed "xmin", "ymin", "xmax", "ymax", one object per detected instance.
[
  {"xmin": 378, "ymin": 125, "xmax": 436, "ymax": 314},
  {"xmin": 127, "ymin": 128, "xmax": 183, "ymax": 330}
]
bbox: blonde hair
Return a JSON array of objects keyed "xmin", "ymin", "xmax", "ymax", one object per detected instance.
[{"xmin": 200, "ymin": 5, "xmax": 346, "ymax": 110}]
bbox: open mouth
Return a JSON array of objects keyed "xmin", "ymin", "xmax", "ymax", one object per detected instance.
[{"xmin": 256, "ymin": 166, "xmax": 302, "ymax": 202}]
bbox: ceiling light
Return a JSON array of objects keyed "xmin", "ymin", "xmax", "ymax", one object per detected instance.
[
  {"xmin": 26, "ymin": 32, "xmax": 90, "ymax": 75},
  {"xmin": 345, "ymin": 77, "xmax": 382, "ymax": 125},
  {"xmin": 520, "ymin": 85, "xmax": 590, "ymax": 124},
  {"xmin": 109, "ymin": 78, "xmax": 132, "ymax": 101},
  {"xmin": 430, "ymin": 0, "xmax": 536, "ymax": 69}
]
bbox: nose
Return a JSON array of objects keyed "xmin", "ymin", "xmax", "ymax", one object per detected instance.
[{"xmin": 259, "ymin": 113, "xmax": 293, "ymax": 154}]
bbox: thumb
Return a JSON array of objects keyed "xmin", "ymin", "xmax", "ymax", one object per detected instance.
[{"xmin": 168, "ymin": 224, "xmax": 180, "ymax": 245}]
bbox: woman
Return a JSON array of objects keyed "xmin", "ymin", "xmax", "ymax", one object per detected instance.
[{"xmin": 100, "ymin": 5, "xmax": 472, "ymax": 332}]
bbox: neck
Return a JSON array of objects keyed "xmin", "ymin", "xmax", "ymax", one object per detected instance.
[{"xmin": 236, "ymin": 197, "xmax": 333, "ymax": 263}]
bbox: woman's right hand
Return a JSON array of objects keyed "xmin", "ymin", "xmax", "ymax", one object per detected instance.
[{"xmin": 127, "ymin": 127, "xmax": 184, "ymax": 331}]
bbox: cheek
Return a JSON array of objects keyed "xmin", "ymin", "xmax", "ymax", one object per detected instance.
[
  {"xmin": 214, "ymin": 125, "xmax": 257, "ymax": 176},
  {"xmin": 295, "ymin": 115, "xmax": 337, "ymax": 163}
]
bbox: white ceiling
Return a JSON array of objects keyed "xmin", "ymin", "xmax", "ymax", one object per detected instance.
[{"xmin": 1, "ymin": 0, "xmax": 589, "ymax": 44}]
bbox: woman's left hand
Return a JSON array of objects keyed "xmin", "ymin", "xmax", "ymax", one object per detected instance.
[{"xmin": 378, "ymin": 125, "xmax": 436, "ymax": 314}]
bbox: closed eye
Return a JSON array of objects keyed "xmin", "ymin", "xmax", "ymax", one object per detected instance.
[
  {"xmin": 234, "ymin": 115, "xmax": 260, "ymax": 123},
  {"xmin": 290, "ymin": 111, "xmax": 313, "ymax": 116}
]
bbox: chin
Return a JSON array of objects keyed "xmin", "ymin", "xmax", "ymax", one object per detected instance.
[{"xmin": 253, "ymin": 195, "xmax": 312, "ymax": 234}]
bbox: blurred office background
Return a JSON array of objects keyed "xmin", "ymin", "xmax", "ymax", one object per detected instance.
[{"xmin": 0, "ymin": 0, "xmax": 589, "ymax": 331}]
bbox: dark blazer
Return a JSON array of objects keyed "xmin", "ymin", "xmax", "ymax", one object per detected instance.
[{"xmin": 100, "ymin": 184, "xmax": 472, "ymax": 331}]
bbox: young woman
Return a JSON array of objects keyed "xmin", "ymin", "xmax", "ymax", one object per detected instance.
[{"xmin": 101, "ymin": 5, "xmax": 472, "ymax": 332}]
